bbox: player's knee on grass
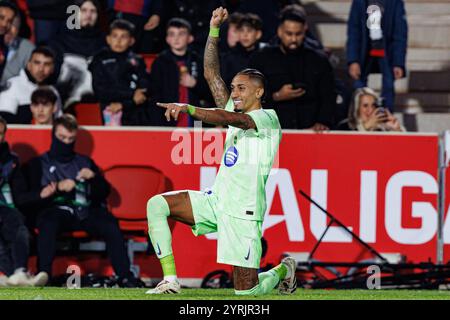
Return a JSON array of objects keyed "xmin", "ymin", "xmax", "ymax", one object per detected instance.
[
  {"xmin": 233, "ymin": 266, "xmax": 259, "ymax": 291},
  {"xmin": 146, "ymin": 195, "xmax": 170, "ymax": 223}
]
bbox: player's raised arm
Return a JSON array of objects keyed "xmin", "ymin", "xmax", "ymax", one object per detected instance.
[
  {"xmin": 157, "ymin": 102, "xmax": 256, "ymax": 131},
  {"xmin": 204, "ymin": 7, "xmax": 230, "ymax": 109}
]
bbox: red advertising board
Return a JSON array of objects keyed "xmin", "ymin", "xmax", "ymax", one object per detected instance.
[{"xmin": 6, "ymin": 126, "xmax": 446, "ymax": 281}]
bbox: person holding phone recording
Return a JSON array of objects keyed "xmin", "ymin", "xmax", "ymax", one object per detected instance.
[{"xmin": 337, "ymin": 87, "xmax": 404, "ymax": 131}]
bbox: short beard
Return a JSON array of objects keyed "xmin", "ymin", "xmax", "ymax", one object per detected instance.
[{"xmin": 281, "ymin": 43, "xmax": 301, "ymax": 54}]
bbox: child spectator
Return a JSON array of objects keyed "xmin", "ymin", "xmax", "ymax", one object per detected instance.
[
  {"xmin": 165, "ymin": 0, "xmax": 225, "ymax": 54},
  {"xmin": 108, "ymin": 0, "xmax": 163, "ymax": 53},
  {"xmin": 149, "ymin": 18, "xmax": 208, "ymax": 127},
  {"xmin": 89, "ymin": 19, "xmax": 151, "ymax": 126},
  {"xmin": 221, "ymin": 13, "xmax": 265, "ymax": 86},
  {"xmin": 30, "ymin": 86, "xmax": 58, "ymax": 125},
  {"xmin": 220, "ymin": 11, "xmax": 244, "ymax": 52}
]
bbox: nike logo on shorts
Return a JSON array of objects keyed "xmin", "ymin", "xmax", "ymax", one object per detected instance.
[
  {"xmin": 156, "ymin": 243, "xmax": 161, "ymax": 255},
  {"xmin": 244, "ymin": 248, "xmax": 251, "ymax": 261}
]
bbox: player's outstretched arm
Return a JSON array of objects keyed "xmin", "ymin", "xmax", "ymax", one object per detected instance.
[
  {"xmin": 157, "ymin": 103, "xmax": 256, "ymax": 131},
  {"xmin": 204, "ymin": 7, "xmax": 230, "ymax": 109}
]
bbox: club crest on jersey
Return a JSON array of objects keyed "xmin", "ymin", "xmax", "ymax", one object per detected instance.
[{"xmin": 224, "ymin": 146, "xmax": 239, "ymax": 167}]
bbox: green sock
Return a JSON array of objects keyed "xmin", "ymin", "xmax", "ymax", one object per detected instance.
[
  {"xmin": 272, "ymin": 263, "xmax": 288, "ymax": 280},
  {"xmin": 147, "ymin": 195, "xmax": 177, "ymax": 278},
  {"xmin": 160, "ymin": 254, "xmax": 177, "ymax": 277},
  {"xmin": 234, "ymin": 270, "xmax": 281, "ymax": 296}
]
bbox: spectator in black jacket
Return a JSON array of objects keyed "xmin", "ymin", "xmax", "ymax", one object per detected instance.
[
  {"xmin": 149, "ymin": 18, "xmax": 208, "ymax": 127},
  {"xmin": 49, "ymin": 0, "xmax": 106, "ymax": 108},
  {"xmin": 89, "ymin": 19, "xmax": 151, "ymax": 126},
  {"xmin": 0, "ymin": 116, "xmax": 48, "ymax": 286},
  {"xmin": 221, "ymin": 13, "xmax": 265, "ymax": 87},
  {"xmin": 21, "ymin": 115, "xmax": 141, "ymax": 287},
  {"xmin": 249, "ymin": 6, "xmax": 336, "ymax": 130},
  {"xmin": 26, "ymin": 0, "xmax": 72, "ymax": 45}
]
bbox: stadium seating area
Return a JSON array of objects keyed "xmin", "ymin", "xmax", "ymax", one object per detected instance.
[{"xmin": 306, "ymin": 0, "xmax": 450, "ymax": 132}]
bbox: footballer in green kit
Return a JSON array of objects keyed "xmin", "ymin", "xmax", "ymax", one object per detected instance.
[{"xmin": 146, "ymin": 7, "xmax": 297, "ymax": 296}]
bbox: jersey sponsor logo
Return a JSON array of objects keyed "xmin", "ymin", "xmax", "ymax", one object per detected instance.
[{"xmin": 224, "ymin": 146, "xmax": 239, "ymax": 167}]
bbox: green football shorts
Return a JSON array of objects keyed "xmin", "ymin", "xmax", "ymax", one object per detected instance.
[{"xmin": 187, "ymin": 190, "xmax": 263, "ymax": 269}]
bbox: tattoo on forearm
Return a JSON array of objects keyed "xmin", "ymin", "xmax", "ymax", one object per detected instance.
[
  {"xmin": 204, "ymin": 36, "xmax": 229, "ymax": 108},
  {"xmin": 193, "ymin": 108, "xmax": 256, "ymax": 130}
]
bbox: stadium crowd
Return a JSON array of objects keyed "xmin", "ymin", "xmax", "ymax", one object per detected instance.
[
  {"xmin": 0, "ymin": 0, "xmax": 408, "ymax": 130},
  {"xmin": 0, "ymin": 0, "xmax": 408, "ymax": 286}
]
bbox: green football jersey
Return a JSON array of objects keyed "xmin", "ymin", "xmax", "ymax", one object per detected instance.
[{"xmin": 211, "ymin": 99, "xmax": 282, "ymax": 221}]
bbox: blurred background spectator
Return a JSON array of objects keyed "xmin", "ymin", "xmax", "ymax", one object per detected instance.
[
  {"xmin": 0, "ymin": 1, "xmax": 17, "ymax": 82},
  {"xmin": 30, "ymin": 86, "xmax": 58, "ymax": 125},
  {"xmin": 219, "ymin": 11, "xmax": 244, "ymax": 52},
  {"xmin": 26, "ymin": 0, "xmax": 72, "ymax": 45},
  {"xmin": 249, "ymin": 5, "xmax": 335, "ymax": 130},
  {"xmin": 1, "ymin": 13, "xmax": 35, "ymax": 88},
  {"xmin": 89, "ymin": 19, "xmax": 150, "ymax": 126},
  {"xmin": 149, "ymin": 18, "xmax": 208, "ymax": 127},
  {"xmin": 49, "ymin": 0, "xmax": 105, "ymax": 109},
  {"xmin": 0, "ymin": 116, "xmax": 48, "ymax": 287},
  {"xmin": 0, "ymin": 46, "xmax": 61, "ymax": 124},
  {"xmin": 164, "ymin": 0, "xmax": 225, "ymax": 54},
  {"xmin": 236, "ymin": 0, "xmax": 304, "ymax": 43},
  {"xmin": 107, "ymin": 0, "xmax": 163, "ymax": 53},
  {"xmin": 346, "ymin": 0, "xmax": 408, "ymax": 111},
  {"xmin": 20, "ymin": 114, "xmax": 142, "ymax": 287},
  {"xmin": 220, "ymin": 13, "xmax": 266, "ymax": 87},
  {"xmin": 337, "ymin": 87, "xmax": 404, "ymax": 131}
]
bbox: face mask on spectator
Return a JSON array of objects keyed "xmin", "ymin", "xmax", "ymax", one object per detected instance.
[{"xmin": 49, "ymin": 133, "xmax": 76, "ymax": 162}]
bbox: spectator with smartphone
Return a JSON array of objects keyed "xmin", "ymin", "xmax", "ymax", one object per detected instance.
[
  {"xmin": 249, "ymin": 5, "xmax": 335, "ymax": 130},
  {"xmin": 337, "ymin": 87, "xmax": 404, "ymax": 131}
]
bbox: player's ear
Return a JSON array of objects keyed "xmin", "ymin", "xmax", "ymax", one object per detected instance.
[
  {"xmin": 256, "ymin": 87, "xmax": 264, "ymax": 100},
  {"xmin": 188, "ymin": 34, "xmax": 194, "ymax": 44}
]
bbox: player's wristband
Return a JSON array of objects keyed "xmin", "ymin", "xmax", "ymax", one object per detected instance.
[
  {"xmin": 187, "ymin": 104, "xmax": 196, "ymax": 116},
  {"xmin": 209, "ymin": 27, "xmax": 220, "ymax": 38}
]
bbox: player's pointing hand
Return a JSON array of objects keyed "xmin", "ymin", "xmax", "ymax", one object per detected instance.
[{"xmin": 157, "ymin": 102, "xmax": 188, "ymax": 122}]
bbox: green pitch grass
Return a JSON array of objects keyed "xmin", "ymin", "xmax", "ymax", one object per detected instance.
[{"xmin": 1, "ymin": 288, "xmax": 450, "ymax": 300}]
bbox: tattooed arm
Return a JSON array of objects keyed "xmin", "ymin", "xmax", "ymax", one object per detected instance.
[
  {"xmin": 156, "ymin": 103, "xmax": 256, "ymax": 130},
  {"xmin": 203, "ymin": 7, "xmax": 230, "ymax": 109}
]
